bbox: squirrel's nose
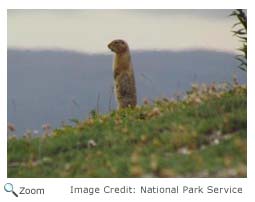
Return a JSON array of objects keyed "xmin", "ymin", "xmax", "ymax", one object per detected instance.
[{"xmin": 108, "ymin": 43, "xmax": 113, "ymax": 51}]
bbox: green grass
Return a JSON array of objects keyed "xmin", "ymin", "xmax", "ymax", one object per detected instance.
[{"xmin": 7, "ymin": 84, "xmax": 247, "ymax": 177}]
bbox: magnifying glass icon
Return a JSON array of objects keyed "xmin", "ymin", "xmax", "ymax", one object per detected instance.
[{"xmin": 4, "ymin": 183, "xmax": 18, "ymax": 197}]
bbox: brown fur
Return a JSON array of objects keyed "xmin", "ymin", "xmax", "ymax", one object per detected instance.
[{"xmin": 108, "ymin": 39, "xmax": 137, "ymax": 109}]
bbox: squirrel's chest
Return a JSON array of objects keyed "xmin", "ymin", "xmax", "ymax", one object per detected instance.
[
  {"xmin": 113, "ymin": 54, "xmax": 132, "ymax": 79},
  {"xmin": 113, "ymin": 64, "xmax": 130, "ymax": 80}
]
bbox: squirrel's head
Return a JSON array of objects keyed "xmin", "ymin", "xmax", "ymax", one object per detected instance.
[{"xmin": 108, "ymin": 39, "xmax": 129, "ymax": 54}]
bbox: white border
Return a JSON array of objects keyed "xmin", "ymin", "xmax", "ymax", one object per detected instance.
[{"xmin": 1, "ymin": 1, "xmax": 253, "ymax": 202}]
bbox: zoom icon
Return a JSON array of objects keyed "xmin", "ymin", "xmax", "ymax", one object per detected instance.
[{"xmin": 4, "ymin": 183, "xmax": 18, "ymax": 197}]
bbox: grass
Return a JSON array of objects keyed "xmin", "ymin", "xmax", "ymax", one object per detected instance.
[{"xmin": 7, "ymin": 83, "xmax": 247, "ymax": 177}]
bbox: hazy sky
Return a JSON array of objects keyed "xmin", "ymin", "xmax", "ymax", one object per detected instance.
[{"xmin": 8, "ymin": 9, "xmax": 239, "ymax": 53}]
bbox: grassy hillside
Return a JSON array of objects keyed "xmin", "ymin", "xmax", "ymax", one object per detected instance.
[{"xmin": 7, "ymin": 82, "xmax": 247, "ymax": 177}]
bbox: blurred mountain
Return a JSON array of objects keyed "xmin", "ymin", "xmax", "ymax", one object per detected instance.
[{"xmin": 7, "ymin": 49, "xmax": 246, "ymax": 135}]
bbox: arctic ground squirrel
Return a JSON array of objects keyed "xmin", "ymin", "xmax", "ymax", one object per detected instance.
[{"xmin": 108, "ymin": 39, "xmax": 137, "ymax": 109}]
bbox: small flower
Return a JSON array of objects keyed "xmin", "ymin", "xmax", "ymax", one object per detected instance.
[
  {"xmin": 213, "ymin": 139, "xmax": 220, "ymax": 145},
  {"xmin": 114, "ymin": 116, "xmax": 122, "ymax": 125},
  {"xmin": 42, "ymin": 123, "xmax": 52, "ymax": 136},
  {"xmin": 232, "ymin": 74, "xmax": 239, "ymax": 86},
  {"xmin": 177, "ymin": 147, "xmax": 191, "ymax": 155},
  {"xmin": 87, "ymin": 139, "xmax": 97, "ymax": 148},
  {"xmin": 148, "ymin": 107, "xmax": 161, "ymax": 117},
  {"xmin": 143, "ymin": 97, "xmax": 150, "ymax": 105},
  {"xmin": 24, "ymin": 130, "xmax": 32, "ymax": 139},
  {"xmin": 8, "ymin": 123, "xmax": 16, "ymax": 132},
  {"xmin": 191, "ymin": 83, "xmax": 199, "ymax": 92},
  {"xmin": 42, "ymin": 123, "xmax": 51, "ymax": 131},
  {"xmin": 194, "ymin": 97, "xmax": 202, "ymax": 104},
  {"xmin": 140, "ymin": 134, "xmax": 148, "ymax": 143}
]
